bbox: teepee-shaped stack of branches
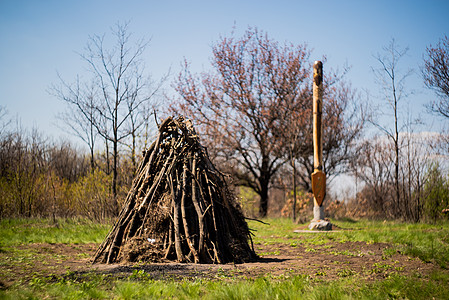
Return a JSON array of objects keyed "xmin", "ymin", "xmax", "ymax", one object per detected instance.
[{"xmin": 93, "ymin": 116, "xmax": 257, "ymax": 264}]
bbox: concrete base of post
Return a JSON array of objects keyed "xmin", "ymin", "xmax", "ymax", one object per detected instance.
[
  {"xmin": 312, "ymin": 205, "xmax": 325, "ymax": 221},
  {"xmin": 308, "ymin": 205, "xmax": 332, "ymax": 231}
]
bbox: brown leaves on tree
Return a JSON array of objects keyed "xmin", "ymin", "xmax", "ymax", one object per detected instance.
[
  {"xmin": 173, "ymin": 27, "xmax": 312, "ymax": 217},
  {"xmin": 93, "ymin": 116, "xmax": 257, "ymax": 264},
  {"xmin": 173, "ymin": 27, "xmax": 365, "ymax": 217}
]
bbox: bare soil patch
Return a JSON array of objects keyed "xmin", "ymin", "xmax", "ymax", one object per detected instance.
[{"xmin": 0, "ymin": 239, "xmax": 445, "ymax": 288}]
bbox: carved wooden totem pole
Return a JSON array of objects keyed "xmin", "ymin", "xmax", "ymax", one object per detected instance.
[{"xmin": 309, "ymin": 61, "xmax": 332, "ymax": 230}]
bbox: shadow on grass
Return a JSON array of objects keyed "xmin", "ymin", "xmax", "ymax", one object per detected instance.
[{"xmin": 255, "ymin": 257, "xmax": 289, "ymax": 263}]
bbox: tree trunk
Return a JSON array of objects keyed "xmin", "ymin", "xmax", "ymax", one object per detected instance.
[
  {"xmin": 259, "ymin": 179, "xmax": 269, "ymax": 217},
  {"xmin": 292, "ymin": 157, "xmax": 297, "ymax": 222},
  {"xmin": 394, "ymin": 95, "xmax": 400, "ymax": 219},
  {"xmin": 112, "ymin": 132, "xmax": 119, "ymax": 216},
  {"xmin": 105, "ymin": 137, "xmax": 110, "ymax": 175}
]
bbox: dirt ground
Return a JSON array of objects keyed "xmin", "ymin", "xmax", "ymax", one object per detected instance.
[{"xmin": 1, "ymin": 233, "xmax": 445, "ymax": 289}]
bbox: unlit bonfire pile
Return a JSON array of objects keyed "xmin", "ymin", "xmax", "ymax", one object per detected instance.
[{"xmin": 93, "ymin": 116, "xmax": 257, "ymax": 264}]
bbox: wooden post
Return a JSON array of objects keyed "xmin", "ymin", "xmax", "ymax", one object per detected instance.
[
  {"xmin": 309, "ymin": 61, "xmax": 331, "ymax": 230},
  {"xmin": 313, "ymin": 61, "xmax": 323, "ymax": 176}
]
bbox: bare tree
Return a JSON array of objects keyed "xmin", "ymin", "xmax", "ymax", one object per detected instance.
[
  {"xmin": 52, "ymin": 77, "xmax": 99, "ymax": 171},
  {"xmin": 353, "ymin": 137, "xmax": 395, "ymax": 218},
  {"xmin": 123, "ymin": 75, "xmax": 166, "ymax": 175},
  {"xmin": 423, "ymin": 35, "xmax": 449, "ymax": 118},
  {"xmin": 370, "ymin": 39, "xmax": 413, "ymax": 217},
  {"xmin": 53, "ymin": 22, "xmax": 160, "ymax": 214},
  {"xmin": 354, "ymin": 129, "xmax": 436, "ymax": 221}
]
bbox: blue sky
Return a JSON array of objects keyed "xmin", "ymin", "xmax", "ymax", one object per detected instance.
[{"xmin": 1, "ymin": 0, "xmax": 448, "ymax": 140}]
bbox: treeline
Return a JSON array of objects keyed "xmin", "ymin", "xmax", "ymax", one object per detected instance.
[
  {"xmin": 275, "ymin": 132, "xmax": 449, "ymax": 223},
  {"xmin": 1, "ymin": 121, "xmax": 447, "ymax": 222},
  {"xmin": 345, "ymin": 133, "xmax": 448, "ymax": 223},
  {"xmin": 0, "ymin": 119, "xmax": 134, "ymax": 221},
  {"xmin": 173, "ymin": 29, "xmax": 449, "ymax": 223},
  {"xmin": 344, "ymin": 37, "xmax": 449, "ymax": 223},
  {"xmin": 1, "ymin": 24, "xmax": 448, "ymax": 223}
]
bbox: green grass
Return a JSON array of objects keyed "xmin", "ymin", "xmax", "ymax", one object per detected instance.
[
  {"xmin": 1, "ymin": 217, "xmax": 449, "ymax": 299},
  {"xmin": 248, "ymin": 218, "xmax": 449, "ymax": 269},
  {"xmin": 0, "ymin": 218, "xmax": 111, "ymax": 247},
  {"xmin": 1, "ymin": 272, "xmax": 449, "ymax": 299},
  {"xmin": 335, "ymin": 220, "xmax": 449, "ymax": 269}
]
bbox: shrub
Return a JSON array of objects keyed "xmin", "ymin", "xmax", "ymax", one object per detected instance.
[{"xmin": 422, "ymin": 163, "xmax": 449, "ymax": 222}]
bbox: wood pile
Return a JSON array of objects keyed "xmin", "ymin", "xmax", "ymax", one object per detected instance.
[{"xmin": 93, "ymin": 116, "xmax": 257, "ymax": 264}]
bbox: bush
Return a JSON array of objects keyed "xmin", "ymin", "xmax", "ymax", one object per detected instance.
[
  {"xmin": 69, "ymin": 170, "xmax": 114, "ymax": 221},
  {"xmin": 423, "ymin": 163, "xmax": 449, "ymax": 222}
]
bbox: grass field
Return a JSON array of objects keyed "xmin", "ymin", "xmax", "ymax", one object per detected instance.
[
  {"xmin": 252, "ymin": 218, "xmax": 449, "ymax": 269},
  {"xmin": 0, "ymin": 217, "xmax": 448, "ymax": 299}
]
